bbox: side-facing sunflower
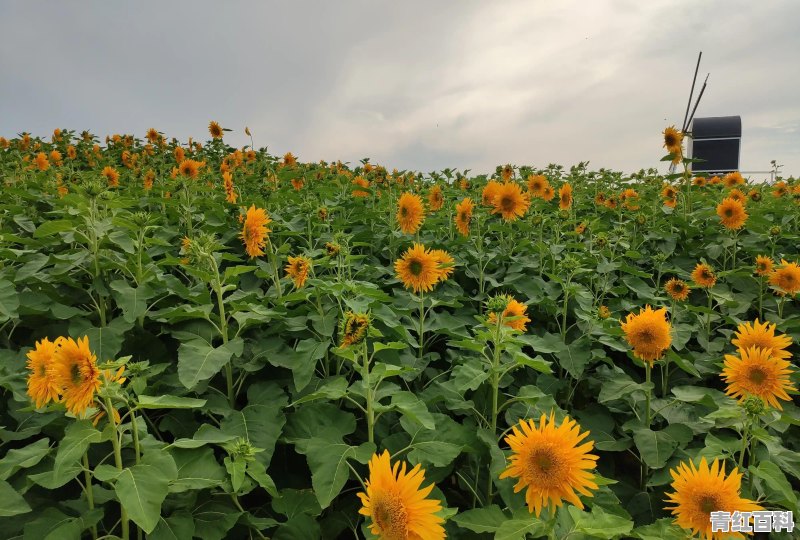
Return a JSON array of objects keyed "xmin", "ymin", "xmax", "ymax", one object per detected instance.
[
  {"xmin": 481, "ymin": 180, "xmax": 502, "ymax": 206},
  {"xmin": 208, "ymin": 121, "xmax": 223, "ymax": 139},
  {"xmin": 430, "ymin": 249, "xmax": 455, "ymax": 282},
  {"xmin": 240, "ymin": 205, "xmax": 272, "ymax": 258},
  {"xmin": 754, "ymin": 255, "xmax": 773, "ymax": 276},
  {"xmin": 102, "ymin": 165, "xmax": 120, "ymax": 187},
  {"xmin": 665, "ymin": 457, "xmax": 761, "ymax": 539},
  {"xmin": 542, "ymin": 184, "xmax": 555, "ymax": 202},
  {"xmin": 722, "ymin": 171, "xmax": 745, "ymax": 188},
  {"xmin": 285, "ymin": 255, "xmax": 312, "ymax": 288},
  {"xmin": 428, "ymin": 185, "xmax": 444, "ymax": 211},
  {"xmin": 340, "ymin": 311, "xmax": 370, "ymax": 348},
  {"xmin": 454, "ymin": 197, "xmax": 474, "ymax": 236},
  {"xmin": 716, "ymin": 197, "xmax": 748, "ymax": 229},
  {"xmin": 394, "ymin": 243, "xmax": 445, "ymax": 294},
  {"xmin": 26, "ymin": 338, "xmax": 61, "ymax": 409},
  {"xmin": 358, "ymin": 450, "xmax": 445, "ymax": 540},
  {"xmin": 769, "ymin": 259, "xmax": 800, "ymax": 296},
  {"xmin": 487, "ymin": 296, "xmax": 531, "ymax": 332},
  {"xmin": 491, "ymin": 182, "xmax": 530, "ymax": 221},
  {"xmin": 664, "ymin": 278, "xmax": 690, "ymax": 301},
  {"xmin": 52, "ymin": 336, "xmax": 101, "ymax": 416},
  {"xmin": 731, "ymin": 319, "xmax": 792, "ymax": 360},
  {"xmin": 397, "ymin": 192, "xmax": 425, "ymax": 234},
  {"xmin": 500, "ymin": 412, "xmax": 599, "ymax": 517},
  {"xmin": 722, "ymin": 346, "xmax": 796, "ymax": 410},
  {"xmin": 558, "ymin": 183, "xmax": 573, "ymax": 210},
  {"xmin": 620, "ymin": 305, "xmax": 672, "ymax": 364},
  {"xmin": 691, "ymin": 263, "xmax": 716, "ymax": 288},
  {"xmin": 527, "ymin": 175, "xmax": 548, "ymax": 198}
]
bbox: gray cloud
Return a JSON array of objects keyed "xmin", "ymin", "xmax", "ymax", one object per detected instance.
[{"xmin": 1, "ymin": 1, "xmax": 798, "ymax": 177}]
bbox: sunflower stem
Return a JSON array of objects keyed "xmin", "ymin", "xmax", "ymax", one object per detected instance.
[
  {"xmin": 82, "ymin": 452, "xmax": 98, "ymax": 540},
  {"xmin": 417, "ymin": 292, "xmax": 425, "ymax": 362},
  {"xmin": 738, "ymin": 421, "xmax": 750, "ymax": 469},
  {"xmin": 486, "ymin": 312, "xmax": 504, "ymax": 504},
  {"xmin": 105, "ymin": 396, "xmax": 129, "ymax": 540},
  {"xmin": 362, "ymin": 341, "xmax": 374, "ymax": 445}
]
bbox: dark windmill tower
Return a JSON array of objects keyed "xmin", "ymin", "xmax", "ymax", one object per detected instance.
[{"xmin": 687, "ymin": 115, "xmax": 742, "ymax": 173}]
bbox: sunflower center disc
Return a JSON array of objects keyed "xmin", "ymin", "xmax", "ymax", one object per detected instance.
[
  {"xmin": 409, "ymin": 260, "xmax": 423, "ymax": 276},
  {"xmin": 748, "ymin": 368, "xmax": 767, "ymax": 384},
  {"xmin": 70, "ymin": 363, "xmax": 82, "ymax": 385},
  {"xmin": 698, "ymin": 494, "xmax": 719, "ymax": 514},
  {"xmin": 373, "ymin": 494, "xmax": 408, "ymax": 540}
]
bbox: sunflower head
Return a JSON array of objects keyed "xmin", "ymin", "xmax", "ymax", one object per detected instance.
[
  {"xmin": 662, "ymin": 126, "xmax": 684, "ymax": 155},
  {"xmin": 394, "ymin": 243, "xmax": 447, "ymax": 294},
  {"xmin": 285, "ymin": 255, "xmax": 312, "ymax": 288},
  {"xmin": 722, "ymin": 346, "xmax": 796, "ymax": 410},
  {"xmin": 487, "ymin": 296, "xmax": 531, "ymax": 332},
  {"xmin": 598, "ymin": 305, "xmax": 611, "ymax": 319},
  {"xmin": 482, "ymin": 180, "xmax": 502, "ymax": 206},
  {"xmin": 722, "ymin": 171, "xmax": 744, "ymax": 188},
  {"xmin": 620, "ymin": 305, "xmax": 672, "ymax": 364},
  {"xmin": 240, "ymin": 205, "xmax": 272, "ymax": 258},
  {"xmin": 340, "ymin": 311, "xmax": 370, "ymax": 348},
  {"xmin": 691, "ymin": 263, "xmax": 716, "ymax": 288},
  {"xmin": 500, "ymin": 412, "xmax": 599, "ymax": 517},
  {"xmin": 731, "ymin": 319, "xmax": 792, "ymax": 361},
  {"xmin": 769, "ymin": 259, "xmax": 800, "ymax": 296},
  {"xmin": 26, "ymin": 338, "xmax": 61, "ymax": 409},
  {"xmin": 52, "ymin": 336, "xmax": 101, "ymax": 416},
  {"xmin": 664, "ymin": 278, "xmax": 690, "ymax": 301},
  {"xmin": 208, "ymin": 121, "xmax": 223, "ymax": 139},
  {"xmin": 454, "ymin": 197, "xmax": 474, "ymax": 236},
  {"xmin": 558, "ymin": 183, "xmax": 573, "ymax": 210},
  {"xmin": 527, "ymin": 175, "xmax": 548, "ymax": 197},
  {"xmin": 397, "ymin": 192, "xmax": 425, "ymax": 234},
  {"xmin": 179, "ymin": 159, "xmax": 204, "ymax": 179},
  {"xmin": 716, "ymin": 197, "xmax": 748, "ymax": 230},
  {"xmin": 754, "ymin": 255, "xmax": 773, "ymax": 276},
  {"xmin": 491, "ymin": 182, "xmax": 530, "ymax": 221},
  {"xmin": 428, "ymin": 185, "xmax": 444, "ymax": 211},
  {"xmin": 692, "ymin": 176, "xmax": 707, "ymax": 187}
]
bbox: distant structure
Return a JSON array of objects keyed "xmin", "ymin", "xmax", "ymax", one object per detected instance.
[{"xmin": 687, "ymin": 115, "xmax": 741, "ymax": 173}]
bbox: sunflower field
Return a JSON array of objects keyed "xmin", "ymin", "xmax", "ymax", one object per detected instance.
[{"xmin": 0, "ymin": 126, "xmax": 798, "ymax": 540}]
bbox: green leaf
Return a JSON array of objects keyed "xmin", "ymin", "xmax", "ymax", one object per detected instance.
[
  {"xmin": 268, "ymin": 338, "xmax": 330, "ymax": 392},
  {"xmin": 633, "ymin": 428, "xmax": 678, "ymax": 469},
  {"xmin": 494, "ymin": 517, "xmax": 546, "ymax": 539},
  {"xmin": 224, "ymin": 456, "xmax": 246, "ymax": 493},
  {"xmin": 149, "ymin": 511, "xmax": 195, "ymax": 540},
  {"xmin": 407, "ymin": 441, "xmax": 462, "ymax": 467},
  {"xmin": 452, "ymin": 505, "xmax": 508, "ymax": 533},
  {"xmin": 303, "ymin": 439, "xmax": 375, "ymax": 508},
  {"xmin": 137, "ymin": 395, "xmax": 207, "ymax": 409},
  {"xmin": 0, "ymin": 280, "xmax": 19, "ymax": 323},
  {"xmin": 171, "ymin": 447, "xmax": 227, "ymax": 493},
  {"xmin": 109, "ymin": 280, "xmax": 154, "ymax": 323},
  {"xmin": 631, "ymin": 518, "xmax": 692, "ymax": 539},
  {"xmin": 750, "ymin": 461, "xmax": 798, "ymax": 511},
  {"xmin": 220, "ymin": 403, "xmax": 286, "ymax": 467},
  {"xmin": 390, "ymin": 391, "xmax": 435, "ymax": 429},
  {"xmin": 54, "ymin": 420, "xmax": 101, "ymax": 476},
  {"xmin": 0, "ymin": 438, "xmax": 50, "ymax": 480},
  {"xmin": 451, "ymin": 362, "xmax": 488, "ymax": 392},
  {"xmin": 193, "ymin": 502, "xmax": 241, "ymax": 540},
  {"xmin": 372, "ymin": 341, "xmax": 407, "ymax": 352},
  {"xmin": 178, "ymin": 337, "xmax": 243, "ymax": 389},
  {"xmin": 568, "ymin": 505, "xmax": 634, "ymax": 538},
  {"xmin": 114, "ymin": 464, "xmax": 171, "ymax": 534},
  {"xmin": 0, "ymin": 479, "xmax": 31, "ymax": 517},
  {"xmin": 33, "ymin": 219, "xmax": 74, "ymax": 238}
]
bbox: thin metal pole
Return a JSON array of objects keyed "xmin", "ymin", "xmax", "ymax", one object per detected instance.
[
  {"xmin": 682, "ymin": 52, "xmax": 702, "ymax": 133},
  {"xmin": 686, "ymin": 74, "xmax": 709, "ymax": 129}
]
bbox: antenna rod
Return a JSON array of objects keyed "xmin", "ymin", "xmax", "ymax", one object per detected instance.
[
  {"xmin": 681, "ymin": 52, "xmax": 702, "ymax": 132},
  {"xmin": 686, "ymin": 73, "xmax": 709, "ymax": 129}
]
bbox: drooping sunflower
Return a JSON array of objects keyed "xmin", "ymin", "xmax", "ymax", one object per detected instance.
[
  {"xmin": 731, "ymin": 319, "xmax": 792, "ymax": 361},
  {"xmin": 52, "ymin": 336, "xmax": 101, "ymax": 416},
  {"xmin": 488, "ymin": 297, "xmax": 531, "ymax": 332},
  {"xmin": 769, "ymin": 259, "xmax": 800, "ymax": 296},
  {"xmin": 691, "ymin": 263, "xmax": 716, "ymax": 288},
  {"xmin": 558, "ymin": 183, "xmax": 573, "ymax": 210},
  {"xmin": 285, "ymin": 255, "xmax": 312, "ymax": 289},
  {"xmin": 26, "ymin": 338, "xmax": 61, "ymax": 409},
  {"xmin": 527, "ymin": 175, "xmax": 548, "ymax": 198},
  {"xmin": 716, "ymin": 197, "xmax": 748, "ymax": 229},
  {"xmin": 208, "ymin": 121, "xmax": 223, "ymax": 139},
  {"xmin": 491, "ymin": 182, "xmax": 530, "ymax": 221},
  {"xmin": 66, "ymin": 145, "xmax": 77, "ymax": 160},
  {"xmin": 662, "ymin": 126, "xmax": 683, "ymax": 155},
  {"xmin": 102, "ymin": 165, "xmax": 119, "ymax": 187},
  {"xmin": 722, "ymin": 346, "xmax": 796, "ymax": 410},
  {"xmin": 754, "ymin": 255, "xmax": 773, "ymax": 276},
  {"xmin": 598, "ymin": 305, "xmax": 611, "ymax": 319},
  {"xmin": 481, "ymin": 180, "xmax": 502, "ymax": 206},
  {"xmin": 358, "ymin": 450, "xmax": 445, "ymax": 540},
  {"xmin": 500, "ymin": 412, "xmax": 599, "ymax": 517},
  {"xmin": 663, "ymin": 197, "xmax": 677, "ymax": 208},
  {"xmin": 240, "ymin": 205, "xmax": 272, "ymax": 258},
  {"xmin": 454, "ymin": 197, "xmax": 474, "ymax": 236},
  {"xmin": 223, "ymin": 171, "xmax": 237, "ymax": 203},
  {"xmin": 620, "ymin": 305, "xmax": 672, "ymax": 364},
  {"xmin": 397, "ymin": 192, "xmax": 425, "ymax": 234},
  {"xmin": 395, "ymin": 243, "xmax": 445, "ymax": 294},
  {"xmin": 661, "ymin": 185, "xmax": 678, "ymax": 199},
  {"xmin": 340, "ymin": 311, "xmax": 370, "ymax": 348},
  {"xmin": 427, "ymin": 185, "xmax": 444, "ymax": 211},
  {"xmin": 665, "ymin": 457, "xmax": 761, "ymax": 539},
  {"xmin": 664, "ymin": 278, "xmax": 690, "ymax": 301}
]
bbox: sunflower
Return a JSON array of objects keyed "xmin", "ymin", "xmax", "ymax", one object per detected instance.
[
  {"xmin": 285, "ymin": 255, "xmax": 312, "ymax": 288},
  {"xmin": 358, "ymin": 450, "xmax": 445, "ymax": 540},
  {"xmin": 727, "ymin": 188, "xmax": 746, "ymax": 204},
  {"xmin": 541, "ymin": 184, "xmax": 555, "ymax": 202},
  {"xmin": 716, "ymin": 197, "xmax": 748, "ymax": 229},
  {"xmin": 692, "ymin": 176, "xmax": 707, "ymax": 187},
  {"xmin": 620, "ymin": 305, "xmax": 672, "ymax": 364},
  {"xmin": 352, "ymin": 176, "xmax": 370, "ymax": 197},
  {"xmin": 663, "ymin": 197, "xmax": 677, "ymax": 208},
  {"xmin": 662, "ymin": 126, "xmax": 684, "ymax": 155},
  {"xmin": 208, "ymin": 121, "xmax": 223, "ymax": 139},
  {"xmin": 102, "ymin": 165, "xmax": 119, "ymax": 187},
  {"xmin": 50, "ymin": 150, "xmax": 62, "ymax": 167},
  {"xmin": 397, "ymin": 192, "xmax": 425, "ymax": 234},
  {"xmin": 709, "ymin": 176, "xmax": 721, "ymax": 186},
  {"xmin": 283, "ymin": 152, "xmax": 297, "ymax": 167},
  {"xmin": 594, "ymin": 192, "xmax": 606, "ymax": 206},
  {"xmin": 66, "ymin": 145, "xmax": 77, "ymax": 160},
  {"xmin": 174, "ymin": 146, "xmax": 185, "ymax": 164},
  {"xmin": 604, "ymin": 196, "xmax": 617, "ymax": 209},
  {"xmin": 488, "ymin": 297, "xmax": 531, "ymax": 331},
  {"xmin": 430, "ymin": 249, "xmax": 455, "ymax": 282},
  {"xmin": 769, "ymin": 259, "xmax": 800, "ymax": 296},
  {"xmin": 527, "ymin": 175, "xmax": 548, "ymax": 198},
  {"xmin": 731, "ymin": 319, "xmax": 792, "ymax": 361},
  {"xmin": 754, "ymin": 255, "xmax": 773, "ymax": 276},
  {"xmin": 598, "ymin": 305, "xmax": 611, "ymax": 319},
  {"xmin": 661, "ymin": 185, "xmax": 677, "ymax": 199},
  {"xmin": 428, "ymin": 185, "xmax": 444, "ymax": 211},
  {"xmin": 33, "ymin": 152, "xmax": 50, "ymax": 171},
  {"xmin": 395, "ymin": 243, "xmax": 445, "ymax": 294},
  {"xmin": 722, "ymin": 346, "xmax": 796, "ymax": 410},
  {"xmin": 482, "ymin": 180, "xmax": 502, "ymax": 206},
  {"xmin": 26, "ymin": 338, "xmax": 61, "ymax": 409},
  {"xmin": 574, "ymin": 222, "xmax": 586, "ymax": 235},
  {"xmin": 52, "ymin": 336, "xmax": 101, "ymax": 416},
  {"xmin": 454, "ymin": 197, "xmax": 474, "ymax": 236},
  {"xmin": 772, "ymin": 181, "xmax": 788, "ymax": 198},
  {"xmin": 621, "ymin": 188, "xmax": 640, "ymax": 211},
  {"xmin": 240, "ymin": 205, "xmax": 271, "ymax": 258},
  {"xmin": 291, "ymin": 177, "xmax": 304, "ymax": 190},
  {"xmin": 748, "ymin": 189, "xmax": 761, "ymax": 202},
  {"xmin": 340, "ymin": 311, "xmax": 370, "ymax": 348},
  {"xmin": 179, "ymin": 159, "xmax": 204, "ymax": 179},
  {"xmin": 223, "ymin": 171, "xmax": 237, "ymax": 203},
  {"xmin": 491, "ymin": 182, "xmax": 530, "ymax": 221},
  {"xmin": 664, "ymin": 278, "xmax": 690, "ymax": 301},
  {"xmin": 500, "ymin": 412, "xmax": 599, "ymax": 517},
  {"xmin": 691, "ymin": 263, "xmax": 716, "ymax": 288},
  {"xmin": 665, "ymin": 457, "xmax": 761, "ymax": 539},
  {"xmin": 146, "ymin": 128, "xmax": 160, "ymax": 143},
  {"xmin": 558, "ymin": 183, "xmax": 573, "ymax": 210}
]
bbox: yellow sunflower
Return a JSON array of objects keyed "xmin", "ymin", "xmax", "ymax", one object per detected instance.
[
  {"xmin": 558, "ymin": 183, "xmax": 573, "ymax": 210},
  {"xmin": 34, "ymin": 152, "xmax": 50, "ymax": 171},
  {"xmin": 527, "ymin": 175, "xmax": 548, "ymax": 198},
  {"xmin": 208, "ymin": 121, "xmax": 223, "ymax": 139},
  {"xmin": 223, "ymin": 171, "xmax": 237, "ymax": 203},
  {"xmin": 430, "ymin": 249, "xmax": 455, "ymax": 282},
  {"xmin": 621, "ymin": 188, "xmax": 640, "ymax": 211},
  {"xmin": 662, "ymin": 126, "xmax": 683, "ymax": 155},
  {"xmin": 285, "ymin": 255, "xmax": 312, "ymax": 288},
  {"xmin": 661, "ymin": 185, "xmax": 678, "ymax": 199},
  {"xmin": 487, "ymin": 297, "xmax": 531, "ymax": 332},
  {"xmin": 722, "ymin": 346, "xmax": 796, "ymax": 410},
  {"xmin": 454, "ymin": 197, "xmax": 474, "ymax": 236},
  {"xmin": 500, "ymin": 412, "xmax": 599, "ymax": 517},
  {"xmin": 598, "ymin": 305, "xmax": 611, "ymax": 319},
  {"xmin": 501, "ymin": 164, "xmax": 514, "ymax": 182},
  {"xmin": 240, "ymin": 205, "xmax": 272, "ymax": 258},
  {"xmin": 482, "ymin": 180, "xmax": 502, "ymax": 206},
  {"xmin": 727, "ymin": 188, "xmax": 746, "ymax": 203},
  {"xmin": 352, "ymin": 176, "xmax": 370, "ymax": 198},
  {"xmin": 731, "ymin": 319, "xmax": 792, "ymax": 361},
  {"xmin": 620, "ymin": 305, "xmax": 672, "ymax": 364},
  {"xmin": 427, "ymin": 185, "xmax": 444, "ymax": 212},
  {"xmin": 52, "ymin": 336, "xmax": 101, "ymax": 416},
  {"xmin": 179, "ymin": 159, "xmax": 204, "ymax": 179},
  {"xmin": 395, "ymin": 243, "xmax": 445, "ymax": 294},
  {"xmin": 664, "ymin": 278, "xmax": 690, "ymax": 301},
  {"xmin": 340, "ymin": 311, "xmax": 370, "ymax": 348},
  {"xmin": 358, "ymin": 450, "xmax": 445, "ymax": 540},
  {"xmin": 692, "ymin": 176, "xmax": 707, "ymax": 187},
  {"xmin": 754, "ymin": 255, "xmax": 773, "ymax": 276},
  {"xmin": 772, "ymin": 181, "xmax": 788, "ymax": 198},
  {"xmin": 691, "ymin": 263, "xmax": 716, "ymax": 288},
  {"xmin": 716, "ymin": 197, "xmax": 748, "ymax": 229},
  {"xmin": 542, "ymin": 185, "xmax": 555, "ymax": 202},
  {"xmin": 491, "ymin": 182, "xmax": 530, "ymax": 221},
  {"xmin": 665, "ymin": 457, "xmax": 761, "ymax": 539},
  {"xmin": 769, "ymin": 259, "xmax": 800, "ymax": 296},
  {"xmin": 397, "ymin": 192, "xmax": 425, "ymax": 234},
  {"xmin": 102, "ymin": 165, "xmax": 119, "ymax": 187},
  {"xmin": 283, "ymin": 152, "xmax": 297, "ymax": 167},
  {"xmin": 722, "ymin": 171, "xmax": 744, "ymax": 188},
  {"xmin": 26, "ymin": 338, "xmax": 61, "ymax": 409}
]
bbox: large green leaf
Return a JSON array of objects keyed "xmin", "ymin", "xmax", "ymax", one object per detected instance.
[
  {"xmin": 633, "ymin": 428, "xmax": 678, "ymax": 469},
  {"xmin": 114, "ymin": 464, "xmax": 171, "ymax": 534},
  {"xmin": 137, "ymin": 395, "xmax": 207, "ymax": 409},
  {"xmin": 452, "ymin": 505, "xmax": 508, "ymax": 533},
  {"xmin": 171, "ymin": 447, "xmax": 227, "ymax": 493},
  {"xmin": 0, "ymin": 280, "xmax": 19, "ymax": 323},
  {"xmin": 109, "ymin": 280, "xmax": 154, "ymax": 323},
  {"xmin": 149, "ymin": 511, "xmax": 195, "ymax": 540},
  {"xmin": 178, "ymin": 337, "xmax": 243, "ymax": 389},
  {"xmin": 0, "ymin": 479, "xmax": 31, "ymax": 517},
  {"xmin": 0, "ymin": 438, "xmax": 50, "ymax": 480},
  {"xmin": 303, "ymin": 439, "xmax": 374, "ymax": 508},
  {"xmin": 54, "ymin": 421, "xmax": 101, "ymax": 476}
]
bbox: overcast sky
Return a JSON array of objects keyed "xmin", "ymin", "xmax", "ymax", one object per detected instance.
[{"xmin": 1, "ymin": 1, "xmax": 798, "ymax": 177}]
